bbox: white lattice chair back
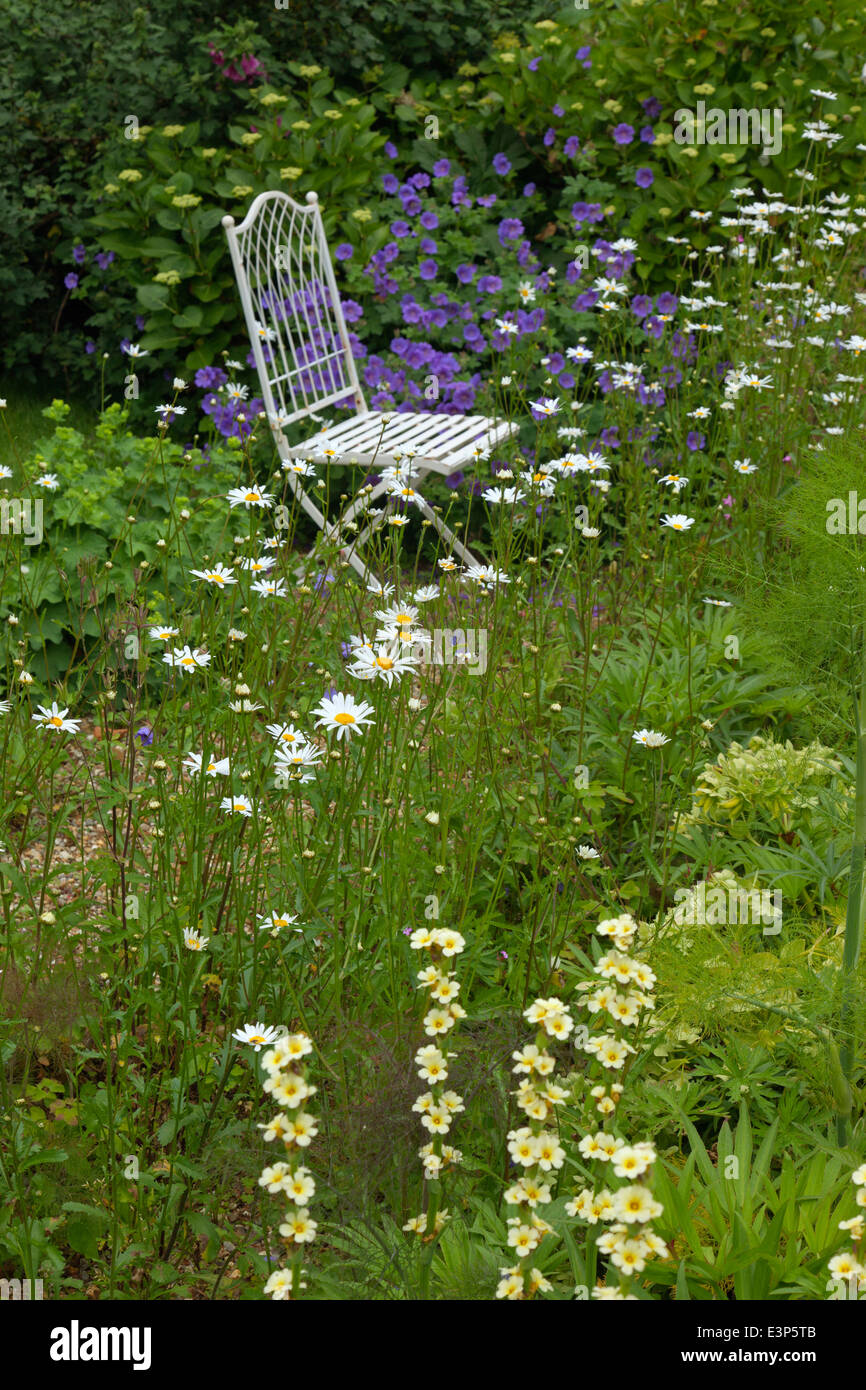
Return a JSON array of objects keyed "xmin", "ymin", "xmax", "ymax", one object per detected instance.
[{"xmin": 222, "ymin": 190, "xmax": 366, "ymax": 435}]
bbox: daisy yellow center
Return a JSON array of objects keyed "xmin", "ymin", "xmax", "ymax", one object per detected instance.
[
  {"xmin": 234, "ymin": 801, "xmax": 246, "ymax": 810},
  {"xmin": 375, "ymin": 656, "xmax": 394, "ymax": 670},
  {"xmin": 181, "ymin": 657, "xmax": 195, "ymax": 666},
  {"xmin": 334, "ymin": 711, "xmax": 355, "ymax": 725},
  {"xmin": 210, "ymin": 574, "xmax": 224, "ymax": 583},
  {"xmin": 49, "ymin": 715, "xmax": 64, "ymax": 726},
  {"xmin": 250, "ymin": 1034, "xmax": 266, "ymax": 1044},
  {"xmin": 245, "ymin": 491, "xmax": 260, "ymax": 501}
]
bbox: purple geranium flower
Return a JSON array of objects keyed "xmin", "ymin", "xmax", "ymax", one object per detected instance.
[
  {"xmin": 432, "ymin": 159, "xmax": 451, "ymax": 178},
  {"xmin": 382, "ymin": 173, "xmax": 399, "ymax": 194},
  {"xmin": 72, "ymin": 244, "xmax": 86, "ymax": 265},
  {"xmin": 564, "ymin": 136, "xmax": 580, "ymax": 157},
  {"xmin": 498, "ymin": 217, "xmax": 524, "ymax": 245},
  {"xmin": 523, "ymin": 182, "xmax": 536, "ymax": 197},
  {"xmin": 492, "ymin": 153, "xmax": 511, "ymax": 175},
  {"xmin": 635, "ymin": 167, "xmax": 654, "ymax": 188},
  {"xmin": 384, "ymin": 141, "xmax": 398, "ymax": 159},
  {"xmin": 195, "ymin": 365, "xmax": 228, "ymax": 390},
  {"xmin": 390, "ymin": 220, "xmax": 411, "ymax": 238},
  {"xmin": 420, "ymin": 210, "xmax": 438, "ymax": 230},
  {"xmin": 640, "ymin": 126, "xmax": 655, "ymax": 144},
  {"xmin": 95, "ymin": 250, "xmax": 115, "ymax": 270},
  {"xmin": 335, "ymin": 243, "xmax": 354, "ymax": 261},
  {"xmin": 612, "ymin": 123, "xmax": 634, "ymax": 145},
  {"xmin": 135, "ymin": 724, "xmax": 154, "ymax": 747},
  {"xmin": 456, "ymin": 264, "xmax": 476, "ymax": 284},
  {"xmin": 419, "ymin": 259, "xmax": 438, "ymax": 281},
  {"xmin": 64, "ymin": 272, "xmax": 78, "ymax": 289},
  {"xmin": 656, "ymin": 292, "xmax": 679, "ymax": 314},
  {"xmin": 543, "ymin": 127, "xmax": 556, "ymax": 147}
]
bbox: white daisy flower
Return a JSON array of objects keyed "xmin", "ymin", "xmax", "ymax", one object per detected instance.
[
  {"xmin": 226, "ymin": 486, "xmax": 274, "ymax": 509},
  {"xmin": 632, "ymin": 729, "xmax": 670, "ymax": 748},
  {"xmin": 348, "ymin": 644, "xmax": 419, "ymax": 687},
  {"xmin": 163, "ymin": 644, "xmax": 211, "ymax": 673},
  {"xmin": 189, "ymin": 563, "xmax": 237, "ymax": 587},
  {"xmin": 32, "ymin": 701, "xmax": 80, "ymax": 734},
  {"xmin": 232, "ymin": 1021, "xmax": 281, "ymax": 1051},
  {"xmin": 312, "ymin": 691, "xmax": 376, "ymax": 741},
  {"xmin": 183, "ymin": 751, "xmax": 230, "ymax": 777},
  {"xmin": 257, "ymin": 911, "xmax": 301, "ymax": 936},
  {"xmin": 251, "ymin": 577, "xmax": 288, "ymax": 599}
]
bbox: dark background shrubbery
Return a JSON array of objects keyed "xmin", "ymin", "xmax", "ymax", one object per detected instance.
[{"xmin": 2, "ymin": 0, "xmax": 554, "ymax": 386}]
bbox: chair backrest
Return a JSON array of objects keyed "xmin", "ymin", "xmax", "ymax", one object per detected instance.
[{"xmin": 222, "ymin": 190, "xmax": 367, "ymax": 433}]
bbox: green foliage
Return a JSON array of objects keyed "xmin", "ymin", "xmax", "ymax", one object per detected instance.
[
  {"xmin": 679, "ymin": 733, "xmax": 850, "ymax": 838},
  {"xmin": 0, "ymin": 400, "xmax": 242, "ymax": 682}
]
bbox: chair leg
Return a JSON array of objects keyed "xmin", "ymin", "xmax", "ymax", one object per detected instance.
[
  {"xmin": 278, "ymin": 445, "xmax": 482, "ymax": 584},
  {"xmin": 413, "ymin": 494, "xmax": 479, "ymax": 568}
]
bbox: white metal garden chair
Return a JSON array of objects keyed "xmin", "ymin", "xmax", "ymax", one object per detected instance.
[{"xmin": 222, "ymin": 190, "xmax": 517, "ymax": 581}]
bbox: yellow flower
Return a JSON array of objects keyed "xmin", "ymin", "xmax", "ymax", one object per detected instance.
[
  {"xmin": 457, "ymin": 62, "xmax": 479, "ymax": 76},
  {"xmin": 292, "ymin": 120, "xmax": 311, "ymax": 131},
  {"xmin": 118, "ymin": 169, "xmax": 143, "ymax": 182},
  {"xmin": 172, "ymin": 194, "xmax": 202, "ymax": 209},
  {"xmin": 201, "ymin": 147, "xmax": 218, "ymax": 157},
  {"xmin": 280, "ymin": 167, "xmax": 303, "ymax": 180},
  {"xmin": 298, "ymin": 64, "xmax": 322, "ymax": 77},
  {"xmin": 534, "ymin": 18, "xmax": 557, "ymax": 27},
  {"xmin": 162, "ymin": 125, "xmax": 186, "ymax": 137},
  {"xmin": 351, "ymin": 208, "xmax": 371, "ymax": 222},
  {"xmin": 240, "ymin": 132, "xmax": 260, "ymax": 145},
  {"xmin": 154, "ymin": 270, "xmax": 181, "ymax": 285},
  {"xmin": 499, "ymin": 52, "xmax": 516, "ymax": 63},
  {"xmin": 693, "ymin": 83, "xmax": 715, "ymax": 95},
  {"xmin": 104, "ymin": 183, "xmax": 120, "ymax": 194},
  {"xmin": 323, "ymin": 109, "xmax": 342, "ymax": 120},
  {"xmin": 231, "ymin": 185, "xmax": 254, "ymax": 198},
  {"xmin": 260, "ymin": 92, "xmax": 288, "ymax": 106}
]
